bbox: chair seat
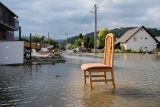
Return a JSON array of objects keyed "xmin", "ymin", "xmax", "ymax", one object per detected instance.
[{"xmin": 81, "ymin": 63, "xmax": 111, "ymax": 71}]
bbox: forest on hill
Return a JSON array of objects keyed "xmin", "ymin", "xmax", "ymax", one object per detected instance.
[
  {"xmin": 67, "ymin": 27, "xmax": 160, "ymax": 44},
  {"xmin": 61, "ymin": 27, "xmax": 160, "ymax": 50}
]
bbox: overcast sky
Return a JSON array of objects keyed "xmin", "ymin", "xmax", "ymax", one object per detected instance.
[{"xmin": 1, "ymin": 0, "xmax": 160, "ymax": 40}]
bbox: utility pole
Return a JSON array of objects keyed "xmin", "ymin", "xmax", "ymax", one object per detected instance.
[
  {"xmin": 47, "ymin": 32, "xmax": 49, "ymax": 45},
  {"xmin": 65, "ymin": 33, "xmax": 68, "ymax": 51},
  {"xmin": 19, "ymin": 26, "xmax": 21, "ymax": 41},
  {"xmin": 93, "ymin": 4, "xmax": 98, "ymax": 55},
  {"xmin": 59, "ymin": 40, "xmax": 61, "ymax": 48},
  {"xmin": 29, "ymin": 33, "xmax": 32, "ymax": 60}
]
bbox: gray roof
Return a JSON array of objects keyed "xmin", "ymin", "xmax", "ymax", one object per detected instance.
[
  {"xmin": 155, "ymin": 36, "xmax": 160, "ymax": 42},
  {"xmin": 116, "ymin": 27, "xmax": 140, "ymax": 44},
  {"xmin": 0, "ymin": 2, "xmax": 18, "ymax": 18},
  {"xmin": 116, "ymin": 26, "xmax": 159, "ymax": 44}
]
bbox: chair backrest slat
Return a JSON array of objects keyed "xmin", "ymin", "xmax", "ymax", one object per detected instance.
[{"xmin": 104, "ymin": 33, "xmax": 115, "ymax": 67}]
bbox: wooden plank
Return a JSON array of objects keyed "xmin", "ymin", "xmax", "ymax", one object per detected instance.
[
  {"xmin": 24, "ymin": 41, "xmax": 40, "ymax": 49},
  {"xmin": 85, "ymin": 75, "xmax": 105, "ymax": 77},
  {"xmin": 106, "ymin": 79, "xmax": 113, "ymax": 81},
  {"xmin": 85, "ymin": 75, "xmax": 89, "ymax": 77},
  {"xmin": 91, "ymin": 75, "xmax": 105, "ymax": 77},
  {"xmin": 92, "ymin": 80, "xmax": 106, "ymax": 82}
]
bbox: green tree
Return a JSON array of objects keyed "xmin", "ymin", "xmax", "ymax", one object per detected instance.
[
  {"xmin": 31, "ymin": 35, "xmax": 41, "ymax": 43},
  {"xmin": 44, "ymin": 38, "xmax": 57, "ymax": 46},
  {"xmin": 97, "ymin": 28, "xmax": 110, "ymax": 48},
  {"xmin": 84, "ymin": 37, "xmax": 90, "ymax": 48},
  {"xmin": 74, "ymin": 38, "xmax": 83, "ymax": 47},
  {"xmin": 79, "ymin": 33, "xmax": 83, "ymax": 39},
  {"xmin": 67, "ymin": 33, "xmax": 85, "ymax": 50},
  {"xmin": 88, "ymin": 37, "xmax": 94, "ymax": 48},
  {"xmin": 71, "ymin": 33, "xmax": 84, "ymax": 48}
]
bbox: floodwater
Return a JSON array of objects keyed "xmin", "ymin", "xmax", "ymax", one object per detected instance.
[{"xmin": 0, "ymin": 53, "xmax": 160, "ymax": 107}]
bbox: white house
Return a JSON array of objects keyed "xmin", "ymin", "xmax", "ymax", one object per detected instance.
[
  {"xmin": 116, "ymin": 26, "xmax": 159, "ymax": 52},
  {"xmin": 155, "ymin": 36, "xmax": 160, "ymax": 42}
]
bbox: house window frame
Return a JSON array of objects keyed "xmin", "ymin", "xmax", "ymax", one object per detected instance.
[{"xmin": 134, "ymin": 37, "xmax": 136, "ymax": 42}]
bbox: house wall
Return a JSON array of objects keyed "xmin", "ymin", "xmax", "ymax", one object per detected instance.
[
  {"xmin": 124, "ymin": 28, "xmax": 157, "ymax": 52},
  {"xmin": 0, "ymin": 32, "xmax": 3, "ymax": 40},
  {"xmin": 5, "ymin": 31, "xmax": 14, "ymax": 40},
  {"xmin": 0, "ymin": 31, "xmax": 14, "ymax": 40}
]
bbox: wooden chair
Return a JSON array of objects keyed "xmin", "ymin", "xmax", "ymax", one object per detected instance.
[{"xmin": 81, "ymin": 33, "xmax": 115, "ymax": 90}]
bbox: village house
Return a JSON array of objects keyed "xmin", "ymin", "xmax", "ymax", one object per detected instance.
[
  {"xmin": 116, "ymin": 26, "xmax": 159, "ymax": 52},
  {"xmin": 0, "ymin": 2, "xmax": 23, "ymax": 65},
  {"xmin": 0, "ymin": 2, "xmax": 19, "ymax": 40},
  {"xmin": 155, "ymin": 36, "xmax": 160, "ymax": 42}
]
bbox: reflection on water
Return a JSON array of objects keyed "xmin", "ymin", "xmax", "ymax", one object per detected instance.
[{"xmin": 0, "ymin": 53, "xmax": 160, "ymax": 107}]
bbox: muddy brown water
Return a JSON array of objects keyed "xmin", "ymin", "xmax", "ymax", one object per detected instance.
[{"xmin": 0, "ymin": 53, "xmax": 160, "ymax": 107}]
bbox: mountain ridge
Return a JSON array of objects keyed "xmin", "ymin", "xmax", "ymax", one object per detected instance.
[{"xmin": 62, "ymin": 27, "xmax": 160, "ymax": 44}]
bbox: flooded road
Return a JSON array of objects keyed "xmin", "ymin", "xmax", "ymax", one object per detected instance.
[{"xmin": 0, "ymin": 53, "xmax": 160, "ymax": 107}]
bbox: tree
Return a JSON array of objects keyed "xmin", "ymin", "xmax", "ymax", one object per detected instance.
[
  {"xmin": 73, "ymin": 33, "xmax": 84, "ymax": 47},
  {"xmin": 31, "ymin": 35, "xmax": 41, "ymax": 43},
  {"xmin": 74, "ymin": 38, "xmax": 83, "ymax": 47},
  {"xmin": 79, "ymin": 33, "xmax": 83, "ymax": 39},
  {"xmin": 97, "ymin": 28, "xmax": 110, "ymax": 48},
  {"xmin": 67, "ymin": 33, "xmax": 86, "ymax": 50},
  {"xmin": 84, "ymin": 37, "xmax": 90, "ymax": 48},
  {"xmin": 44, "ymin": 38, "xmax": 58, "ymax": 47},
  {"xmin": 20, "ymin": 36, "xmax": 29, "ymax": 41},
  {"xmin": 88, "ymin": 37, "xmax": 94, "ymax": 48}
]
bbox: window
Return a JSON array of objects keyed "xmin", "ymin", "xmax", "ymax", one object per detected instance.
[{"xmin": 134, "ymin": 37, "xmax": 136, "ymax": 42}]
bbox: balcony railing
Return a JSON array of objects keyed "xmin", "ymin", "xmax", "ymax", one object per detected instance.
[
  {"xmin": 0, "ymin": 15, "xmax": 19, "ymax": 30},
  {"xmin": 14, "ymin": 18, "xmax": 19, "ymax": 30}
]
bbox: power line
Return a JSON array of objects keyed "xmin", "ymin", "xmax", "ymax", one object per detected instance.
[
  {"xmin": 39, "ymin": 3, "xmax": 101, "ymax": 38},
  {"xmin": 89, "ymin": 0, "xmax": 96, "ymax": 4},
  {"xmin": 73, "ymin": 6, "xmax": 94, "ymax": 35},
  {"xmin": 93, "ymin": 4, "xmax": 98, "ymax": 55},
  {"xmin": 50, "ymin": 1, "xmax": 105, "ymax": 39},
  {"xmin": 97, "ymin": 0, "xmax": 105, "ymax": 6},
  {"xmin": 90, "ymin": 0, "xmax": 105, "ymax": 6}
]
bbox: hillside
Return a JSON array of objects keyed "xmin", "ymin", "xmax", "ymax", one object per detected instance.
[{"xmin": 65, "ymin": 27, "xmax": 160, "ymax": 44}]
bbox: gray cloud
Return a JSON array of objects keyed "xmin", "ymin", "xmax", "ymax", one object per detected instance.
[{"xmin": 1, "ymin": 0, "xmax": 160, "ymax": 39}]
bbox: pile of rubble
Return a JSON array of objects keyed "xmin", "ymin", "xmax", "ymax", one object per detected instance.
[{"xmin": 24, "ymin": 48, "xmax": 65, "ymax": 65}]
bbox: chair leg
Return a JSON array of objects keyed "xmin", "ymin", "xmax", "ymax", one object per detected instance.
[
  {"xmin": 104, "ymin": 72, "xmax": 107, "ymax": 83},
  {"xmin": 89, "ymin": 72, "xmax": 93, "ymax": 90},
  {"xmin": 111, "ymin": 69, "xmax": 116, "ymax": 88},
  {"xmin": 84, "ymin": 70, "xmax": 87, "ymax": 85}
]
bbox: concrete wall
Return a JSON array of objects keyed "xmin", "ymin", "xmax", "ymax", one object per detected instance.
[
  {"xmin": 0, "ymin": 41, "xmax": 24, "ymax": 65},
  {"xmin": 124, "ymin": 28, "xmax": 157, "ymax": 52}
]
